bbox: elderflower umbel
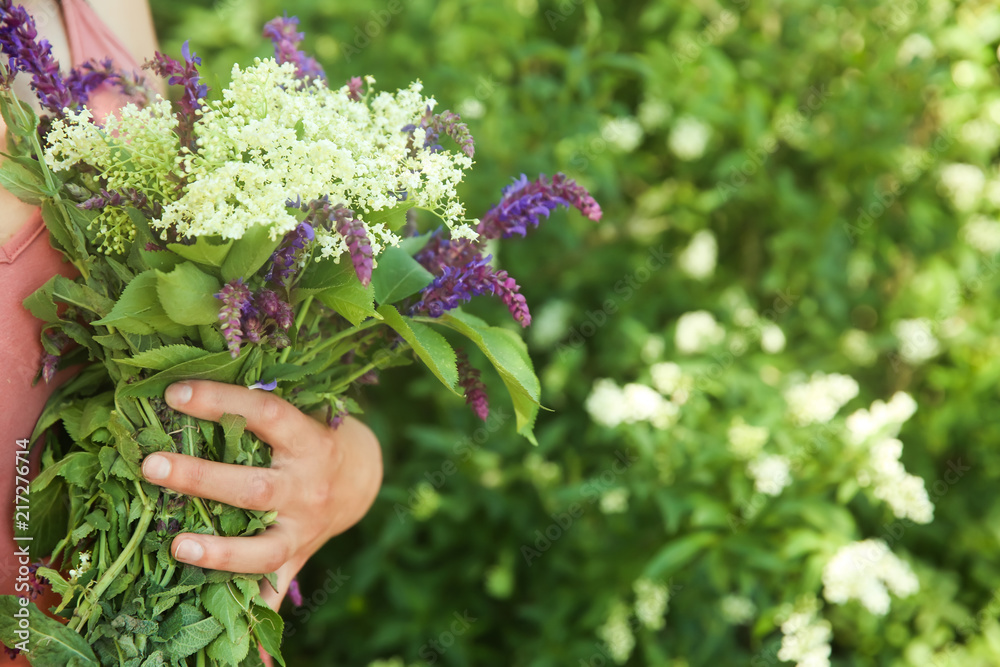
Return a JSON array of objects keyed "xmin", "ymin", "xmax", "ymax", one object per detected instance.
[
  {"xmin": 784, "ymin": 372, "xmax": 859, "ymax": 425},
  {"xmin": 633, "ymin": 578, "xmax": 669, "ymax": 630},
  {"xmin": 668, "ymin": 116, "xmax": 711, "ymax": 161},
  {"xmin": 962, "ymin": 216, "xmax": 1000, "ymax": 254},
  {"xmin": 892, "ymin": 318, "xmax": 940, "ymax": 364},
  {"xmin": 596, "ymin": 601, "xmax": 636, "ymax": 665},
  {"xmin": 938, "ymin": 163, "xmax": 985, "ymax": 211},
  {"xmin": 747, "ymin": 454, "xmax": 792, "ymax": 496},
  {"xmin": 822, "ymin": 539, "xmax": 919, "ymax": 615},
  {"xmin": 675, "ymin": 311, "xmax": 724, "ymax": 354},
  {"xmin": 68, "ymin": 550, "xmax": 93, "ymax": 583},
  {"xmin": 720, "ymin": 595, "xmax": 756, "ymax": 625},
  {"xmin": 777, "ymin": 598, "xmax": 832, "ymax": 667},
  {"xmin": 727, "ymin": 418, "xmax": 769, "ymax": 460},
  {"xmin": 677, "ymin": 229, "xmax": 717, "ymax": 280},
  {"xmin": 585, "ymin": 379, "xmax": 680, "ymax": 429},
  {"xmin": 600, "ymin": 488, "xmax": 630, "ymax": 514}
]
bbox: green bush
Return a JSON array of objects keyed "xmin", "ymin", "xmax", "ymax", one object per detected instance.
[{"xmin": 155, "ymin": 1, "xmax": 1000, "ymax": 665}]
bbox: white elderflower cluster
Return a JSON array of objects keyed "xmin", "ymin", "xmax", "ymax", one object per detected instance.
[
  {"xmin": 649, "ymin": 361, "xmax": 691, "ymax": 404},
  {"xmin": 585, "ymin": 379, "xmax": 680, "ymax": 429},
  {"xmin": 777, "ymin": 598, "xmax": 832, "ymax": 667},
  {"xmin": 47, "ymin": 59, "xmax": 475, "ymax": 262},
  {"xmin": 720, "ymin": 595, "xmax": 756, "ymax": 625},
  {"xmin": 892, "ymin": 318, "xmax": 940, "ymax": 365},
  {"xmin": 747, "ymin": 454, "xmax": 792, "ymax": 496},
  {"xmin": 633, "ymin": 578, "xmax": 669, "ymax": 630},
  {"xmin": 962, "ymin": 215, "xmax": 1000, "ymax": 254},
  {"xmin": 822, "ymin": 539, "xmax": 919, "ymax": 615},
  {"xmin": 600, "ymin": 488, "xmax": 630, "ymax": 514},
  {"xmin": 896, "ymin": 33, "xmax": 934, "ymax": 66},
  {"xmin": 845, "ymin": 392, "xmax": 932, "ymax": 523},
  {"xmin": 675, "ymin": 310, "xmax": 725, "ymax": 354},
  {"xmin": 938, "ymin": 163, "xmax": 985, "ymax": 211},
  {"xmin": 596, "ymin": 601, "xmax": 636, "ymax": 665},
  {"xmin": 727, "ymin": 417, "xmax": 769, "ymax": 460},
  {"xmin": 668, "ymin": 115, "xmax": 711, "ymax": 161},
  {"xmin": 678, "ymin": 229, "xmax": 717, "ymax": 280},
  {"xmin": 784, "ymin": 372, "xmax": 859, "ymax": 425},
  {"xmin": 761, "ymin": 323, "xmax": 786, "ymax": 353},
  {"xmin": 68, "ymin": 550, "xmax": 92, "ymax": 583},
  {"xmin": 601, "ymin": 116, "xmax": 644, "ymax": 153}
]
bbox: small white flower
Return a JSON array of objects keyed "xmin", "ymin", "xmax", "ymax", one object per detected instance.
[
  {"xmin": 633, "ymin": 578, "xmax": 669, "ymax": 630},
  {"xmin": 457, "ymin": 97, "xmax": 485, "ymax": 119},
  {"xmin": 675, "ymin": 311, "xmax": 724, "ymax": 354},
  {"xmin": 822, "ymin": 540, "xmax": 919, "ymax": 615},
  {"xmin": 962, "ymin": 216, "xmax": 1000, "ymax": 254},
  {"xmin": 668, "ymin": 116, "xmax": 711, "ymax": 161},
  {"xmin": 596, "ymin": 601, "xmax": 636, "ymax": 664},
  {"xmin": 777, "ymin": 598, "xmax": 832, "ymax": 667},
  {"xmin": 650, "ymin": 362, "xmax": 683, "ymax": 395},
  {"xmin": 678, "ymin": 230, "xmax": 717, "ymax": 280},
  {"xmin": 720, "ymin": 595, "xmax": 756, "ymax": 625},
  {"xmin": 727, "ymin": 418, "xmax": 769, "ymax": 460},
  {"xmin": 761, "ymin": 323, "xmax": 786, "ymax": 353},
  {"xmin": 600, "ymin": 488, "xmax": 630, "ymax": 514},
  {"xmin": 602, "ymin": 116, "xmax": 644, "ymax": 153},
  {"xmin": 747, "ymin": 455, "xmax": 792, "ymax": 496},
  {"xmin": 892, "ymin": 318, "xmax": 940, "ymax": 364},
  {"xmin": 784, "ymin": 372, "xmax": 859, "ymax": 425},
  {"xmin": 896, "ymin": 33, "xmax": 934, "ymax": 66},
  {"xmin": 939, "ymin": 163, "xmax": 985, "ymax": 211}
]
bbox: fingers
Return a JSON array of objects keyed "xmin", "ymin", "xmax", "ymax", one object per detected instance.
[
  {"xmin": 141, "ymin": 452, "xmax": 285, "ymax": 511},
  {"xmin": 170, "ymin": 522, "xmax": 297, "ymax": 574},
  {"xmin": 164, "ymin": 380, "xmax": 328, "ymax": 455}
]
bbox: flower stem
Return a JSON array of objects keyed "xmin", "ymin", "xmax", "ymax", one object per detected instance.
[
  {"xmin": 295, "ymin": 318, "xmax": 381, "ymax": 366},
  {"xmin": 68, "ymin": 480, "xmax": 155, "ymax": 632},
  {"xmin": 279, "ymin": 294, "xmax": 314, "ymax": 364}
]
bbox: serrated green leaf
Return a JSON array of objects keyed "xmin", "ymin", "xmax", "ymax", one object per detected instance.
[
  {"xmin": 221, "ymin": 224, "xmax": 283, "ymax": 283},
  {"xmin": 162, "ymin": 607, "xmax": 223, "ymax": 659},
  {"xmin": 250, "ymin": 604, "xmax": 285, "ymax": 667},
  {"xmin": 361, "ymin": 200, "xmax": 416, "ymax": 231},
  {"xmin": 115, "ymin": 345, "xmax": 213, "ymax": 371},
  {"xmin": 370, "ymin": 245, "xmax": 434, "ymax": 305},
  {"xmin": 117, "ymin": 349, "xmax": 245, "ymax": 400},
  {"xmin": 91, "ymin": 270, "xmax": 188, "ymax": 337},
  {"xmin": 166, "ymin": 236, "xmax": 233, "ymax": 267},
  {"xmin": 377, "ymin": 305, "xmax": 460, "ymax": 394},
  {"xmin": 156, "ymin": 263, "xmax": 222, "ymax": 326},
  {"xmin": 299, "ymin": 259, "xmax": 379, "ymax": 325}
]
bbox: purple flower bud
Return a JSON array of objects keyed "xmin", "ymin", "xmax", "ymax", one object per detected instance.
[
  {"xmin": 477, "ymin": 173, "xmax": 602, "ymax": 240},
  {"xmin": 215, "ymin": 279, "xmax": 252, "ymax": 358},
  {"xmin": 143, "ymin": 42, "xmax": 207, "ymax": 151},
  {"xmin": 404, "ymin": 106, "xmax": 475, "ymax": 158},
  {"xmin": 38, "ymin": 330, "xmax": 69, "ymax": 384},
  {"xmin": 264, "ymin": 15, "xmax": 325, "ymax": 83},
  {"xmin": 346, "ymin": 76, "xmax": 363, "ymax": 101},
  {"xmin": 413, "ymin": 254, "xmax": 531, "ymax": 327},
  {"xmin": 288, "ymin": 577, "xmax": 304, "ymax": 606},
  {"xmin": 456, "ymin": 349, "xmax": 489, "ymax": 421},
  {"xmin": 266, "ymin": 220, "xmax": 314, "ymax": 283},
  {"xmin": 333, "ymin": 209, "xmax": 374, "ymax": 287}
]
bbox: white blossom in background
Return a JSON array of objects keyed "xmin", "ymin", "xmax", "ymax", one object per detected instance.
[
  {"xmin": 728, "ymin": 418, "xmax": 769, "ymax": 460},
  {"xmin": 777, "ymin": 598, "xmax": 832, "ymax": 667},
  {"xmin": 734, "ymin": 306, "xmax": 757, "ymax": 327},
  {"xmin": 747, "ymin": 454, "xmax": 792, "ymax": 496},
  {"xmin": 678, "ymin": 230, "xmax": 718, "ymax": 279},
  {"xmin": 761, "ymin": 323, "xmax": 787, "ymax": 353},
  {"xmin": 938, "ymin": 163, "xmax": 985, "ymax": 211},
  {"xmin": 896, "ymin": 33, "xmax": 934, "ymax": 66},
  {"xmin": 720, "ymin": 595, "xmax": 756, "ymax": 625},
  {"xmin": 892, "ymin": 318, "xmax": 940, "ymax": 364},
  {"xmin": 638, "ymin": 99, "xmax": 671, "ymax": 129},
  {"xmin": 633, "ymin": 578, "xmax": 669, "ymax": 630},
  {"xmin": 602, "ymin": 116, "xmax": 644, "ymax": 153},
  {"xmin": 650, "ymin": 361, "xmax": 683, "ymax": 395},
  {"xmin": 669, "ymin": 116, "xmax": 711, "ymax": 161},
  {"xmin": 641, "ymin": 335, "xmax": 666, "ymax": 364},
  {"xmin": 784, "ymin": 372, "xmax": 859, "ymax": 425},
  {"xmin": 596, "ymin": 601, "xmax": 636, "ymax": 665},
  {"xmin": 675, "ymin": 310, "xmax": 725, "ymax": 354},
  {"xmin": 457, "ymin": 96, "xmax": 485, "ymax": 119},
  {"xmin": 962, "ymin": 216, "xmax": 1000, "ymax": 254},
  {"xmin": 600, "ymin": 488, "xmax": 630, "ymax": 514},
  {"xmin": 845, "ymin": 392, "xmax": 917, "ymax": 445},
  {"xmin": 585, "ymin": 380, "xmax": 679, "ymax": 429},
  {"xmin": 822, "ymin": 540, "xmax": 919, "ymax": 615},
  {"xmin": 841, "ymin": 329, "xmax": 878, "ymax": 366}
]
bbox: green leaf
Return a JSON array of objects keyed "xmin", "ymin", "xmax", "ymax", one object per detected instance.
[
  {"xmin": 370, "ymin": 244, "xmax": 435, "ymax": 305},
  {"xmin": 52, "ymin": 275, "xmax": 113, "ymax": 317},
  {"xmin": 0, "ymin": 156, "xmax": 46, "ymax": 204},
  {"xmin": 376, "ymin": 305, "xmax": 460, "ymax": 394},
  {"xmin": 299, "ymin": 260, "xmax": 379, "ymax": 326},
  {"xmin": 23, "ymin": 276, "xmax": 60, "ymax": 323},
  {"xmin": 166, "ymin": 236, "xmax": 233, "ymax": 267},
  {"xmin": 250, "ymin": 604, "xmax": 286, "ymax": 667},
  {"xmin": 91, "ymin": 270, "xmax": 184, "ymax": 336},
  {"xmin": 643, "ymin": 532, "xmax": 718, "ymax": 579},
  {"xmin": 221, "ymin": 224, "xmax": 282, "ymax": 283},
  {"xmin": 114, "ymin": 345, "xmax": 213, "ymax": 371},
  {"xmin": 117, "ymin": 349, "xmax": 245, "ymax": 399},
  {"xmin": 361, "ymin": 200, "xmax": 417, "ymax": 231},
  {"xmin": 156, "ymin": 263, "xmax": 223, "ymax": 326},
  {"xmin": 435, "ymin": 310, "xmax": 542, "ymax": 443},
  {"xmin": 221, "ymin": 414, "xmax": 247, "ymax": 465},
  {"xmin": 161, "ymin": 606, "xmax": 224, "ymax": 659},
  {"xmin": 41, "ymin": 200, "xmax": 86, "ymax": 263},
  {"xmin": 25, "ymin": 477, "xmax": 69, "ymax": 559},
  {"xmin": 0, "ymin": 597, "xmax": 99, "ymax": 666}
]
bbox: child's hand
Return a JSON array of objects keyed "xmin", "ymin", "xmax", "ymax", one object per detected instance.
[{"xmin": 139, "ymin": 379, "xmax": 383, "ymax": 611}]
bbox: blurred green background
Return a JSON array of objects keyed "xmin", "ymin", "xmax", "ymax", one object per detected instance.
[{"xmin": 156, "ymin": 1, "xmax": 1000, "ymax": 665}]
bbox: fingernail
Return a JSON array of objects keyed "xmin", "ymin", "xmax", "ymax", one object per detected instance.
[
  {"xmin": 165, "ymin": 382, "xmax": 193, "ymax": 407},
  {"xmin": 142, "ymin": 454, "xmax": 171, "ymax": 480},
  {"xmin": 174, "ymin": 540, "xmax": 204, "ymax": 563}
]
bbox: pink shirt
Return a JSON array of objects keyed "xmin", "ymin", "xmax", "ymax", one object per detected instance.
[{"xmin": 0, "ymin": 0, "xmax": 141, "ymax": 649}]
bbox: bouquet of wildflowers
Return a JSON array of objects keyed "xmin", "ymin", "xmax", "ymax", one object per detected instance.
[{"xmin": 0, "ymin": 4, "xmax": 600, "ymax": 665}]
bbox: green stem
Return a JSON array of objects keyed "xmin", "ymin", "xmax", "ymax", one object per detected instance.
[
  {"xmin": 160, "ymin": 562, "xmax": 176, "ymax": 589},
  {"xmin": 296, "ymin": 318, "xmax": 382, "ymax": 366},
  {"xmin": 278, "ymin": 294, "xmax": 314, "ymax": 364},
  {"xmin": 68, "ymin": 481, "xmax": 155, "ymax": 632},
  {"xmin": 196, "ymin": 648, "xmax": 206, "ymax": 667}
]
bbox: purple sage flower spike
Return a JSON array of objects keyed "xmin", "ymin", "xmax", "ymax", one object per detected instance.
[
  {"xmin": 477, "ymin": 173, "xmax": 602, "ymax": 240},
  {"xmin": 264, "ymin": 15, "xmax": 325, "ymax": 82},
  {"xmin": 456, "ymin": 348, "xmax": 489, "ymax": 421},
  {"xmin": 215, "ymin": 279, "xmax": 252, "ymax": 358},
  {"xmin": 0, "ymin": 0, "xmax": 75, "ymax": 113}
]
